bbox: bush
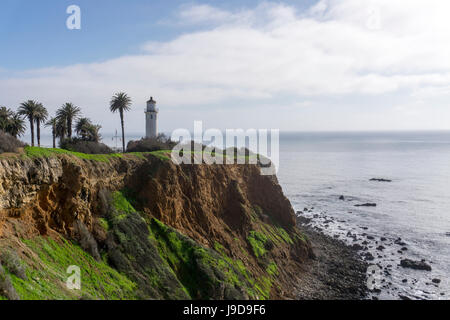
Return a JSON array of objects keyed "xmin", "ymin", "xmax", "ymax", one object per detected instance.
[
  {"xmin": 73, "ymin": 220, "xmax": 101, "ymax": 261},
  {"xmin": 126, "ymin": 134, "xmax": 176, "ymax": 153},
  {"xmin": 60, "ymin": 138, "xmax": 113, "ymax": 154},
  {"xmin": 0, "ymin": 263, "xmax": 20, "ymax": 300},
  {"xmin": 0, "ymin": 250, "xmax": 27, "ymax": 280},
  {"xmin": 0, "ymin": 130, "xmax": 25, "ymax": 154}
]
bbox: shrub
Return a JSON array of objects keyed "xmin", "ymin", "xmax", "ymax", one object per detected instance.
[
  {"xmin": 0, "ymin": 251, "xmax": 27, "ymax": 280},
  {"xmin": 126, "ymin": 134, "xmax": 176, "ymax": 153},
  {"xmin": 60, "ymin": 138, "xmax": 113, "ymax": 154},
  {"xmin": 0, "ymin": 263, "xmax": 20, "ymax": 300},
  {"xmin": 0, "ymin": 130, "xmax": 25, "ymax": 154},
  {"xmin": 73, "ymin": 220, "xmax": 101, "ymax": 261}
]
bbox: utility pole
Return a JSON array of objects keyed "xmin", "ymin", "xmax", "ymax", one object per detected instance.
[{"xmin": 112, "ymin": 129, "xmax": 122, "ymax": 151}]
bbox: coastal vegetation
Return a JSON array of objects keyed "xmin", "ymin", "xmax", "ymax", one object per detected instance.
[
  {"xmin": 126, "ymin": 134, "xmax": 176, "ymax": 152},
  {"xmin": 110, "ymin": 92, "xmax": 132, "ymax": 152},
  {"xmin": 0, "ymin": 97, "xmax": 108, "ymax": 156},
  {"xmin": 0, "ymin": 106, "xmax": 26, "ymax": 138},
  {"xmin": 0, "ymin": 131, "xmax": 25, "ymax": 154},
  {"xmin": 44, "ymin": 117, "xmax": 58, "ymax": 148},
  {"xmin": 56, "ymin": 103, "xmax": 81, "ymax": 139},
  {"xmin": 1, "ymin": 93, "xmax": 222, "ymax": 160},
  {"xmin": 17, "ymin": 100, "xmax": 40, "ymax": 146}
]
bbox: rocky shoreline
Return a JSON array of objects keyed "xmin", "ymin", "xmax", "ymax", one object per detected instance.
[
  {"xmin": 295, "ymin": 206, "xmax": 447, "ymax": 300},
  {"xmin": 295, "ymin": 215, "xmax": 368, "ymax": 300}
]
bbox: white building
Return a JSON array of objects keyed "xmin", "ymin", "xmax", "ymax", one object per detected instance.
[{"xmin": 145, "ymin": 97, "xmax": 159, "ymax": 138}]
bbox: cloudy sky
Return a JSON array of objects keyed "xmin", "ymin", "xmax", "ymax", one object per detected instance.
[{"xmin": 1, "ymin": 0, "xmax": 450, "ymax": 135}]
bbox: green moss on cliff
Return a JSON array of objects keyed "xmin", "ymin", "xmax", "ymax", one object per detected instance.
[
  {"xmin": 149, "ymin": 218, "xmax": 249, "ymax": 299},
  {"xmin": 99, "ymin": 218, "xmax": 110, "ymax": 231},
  {"xmin": 2, "ymin": 185, "xmax": 298, "ymax": 300},
  {"xmin": 266, "ymin": 261, "xmax": 279, "ymax": 277},
  {"xmin": 112, "ymin": 191, "xmax": 137, "ymax": 218},
  {"xmin": 247, "ymin": 231, "xmax": 268, "ymax": 258},
  {"xmin": 8, "ymin": 237, "xmax": 137, "ymax": 300},
  {"xmin": 212, "ymin": 241, "xmax": 279, "ymax": 300},
  {"xmin": 103, "ymin": 192, "xmax": 189, "ymax": 300}
]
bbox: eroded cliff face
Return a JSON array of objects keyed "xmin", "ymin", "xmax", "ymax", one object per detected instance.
[{"xmin": 0, "ymin": 153, "xmax": 312, "ymax": 300}]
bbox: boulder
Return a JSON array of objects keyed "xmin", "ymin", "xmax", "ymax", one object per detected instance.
[
  {"xmin": 400, "ymin": 259, "xmax": 432, "ymax": 271},
  {"xmin": 370, "ymin": 178, "xmax": 392, "ymax": 182},
  {"xmin": 355, "ymin": 203, "xmax": 377, "ymax": 207}
]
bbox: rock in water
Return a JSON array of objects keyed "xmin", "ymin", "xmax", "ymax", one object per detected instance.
[
  {"xmin": 370, "ymin": 178, "xmax": 392, "ymax": 182},
  {"xmin": 432, "ymin": 278, "xmax": 441, "ymax": 284},
  {"xmin": 339, "ymin": 195, "xmax": 345, "ymax": 200},
  {"xmin": 400, "ymin": 259, "xmax": 432, "ymax": 271},
  {"xmin": 355, "ymin": 203, "xmax": 377, "ymax": 207}
]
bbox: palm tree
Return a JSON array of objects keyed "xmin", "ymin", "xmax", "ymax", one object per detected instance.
[
  {"xmin": 75, "ymin": 117, "xmax": 101, "ymax": 142},
  {"xmin": 56, "ymin": 116, "xmax": 68, "ymax": 142},
  {"xmin": 110, "ymin": 92, "xmax": 132, "ymax": 152},
  {"xmin": 75, "ymin": 117, "xmax": 92, "ymax": 140},
  {"xmin": 8, "ymin": 113, "xmax": 26, "ymax": 138},
  {"xmin": 56, "ymin": 103, "xmax": 81, "ymax": 139},
  {"xmin": 0, "ymin": 106, "xmax": 14, "ymax": 132},
  {"xmin": 18, "ymin": 100, "xmax": 40, "ymax": 146},
  {"xmin": 86, "ymin": 124, "xmax": 101, "ymax": 143},
  {"xmin": 34, "ymin": 104, "xmax": 48, "ymax": 147},
  {"xmin": 45, "ymin": 117, "xmax": 58, "ymax": 148}
]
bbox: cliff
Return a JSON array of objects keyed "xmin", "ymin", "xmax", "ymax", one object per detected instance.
[{"xmin": 0, "ymin": 148, "xmax": 313, "ymax": 300}]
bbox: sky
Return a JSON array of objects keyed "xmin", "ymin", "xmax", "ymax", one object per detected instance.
[{"xmin": 1, "ymin": 0, "xmax": 450, "ymax": 135}]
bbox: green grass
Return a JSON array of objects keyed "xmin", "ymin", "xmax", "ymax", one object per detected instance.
[
  {"xmin": 266, "ymin": 261, "xmax": 279, "ymax": 277},
  {"xmin": 258, "ymin": 223, "xmax": 294, "ymax": 245},
  {"xmin": 24, "ymin": 146, "xmax": 123, "ymax": 162},
  {"xmin": 98, "ymin": 218, "xmax": 110, "ymax": 231},
  {"xmin": 7, "ymin": 237, "xmax": 137, "ymax": 300},
  {"xmin": 253, "ymin": 276, "xmax": 272, "ymax": 300},
  {"xmin": 150, "ymin": 219, "xmax": 256, "ymax": 299},
  {"xmin": 127, "ymin": 150, "xmax": 172, "ymax": 161},
  {"xmin": 247, "ymin": 231, "xmax": 268, "ymax": 258},
  {"xmin": 23, "ymin": 146, "xmax": 175, "ymax": 163},
  {"xmin": 148, "ymin": 150, "xmax": 172, "ymax": 161},
  {"xmin": 212, "ymin": 240, "xmax": 277, "ymax": 300},
  {"xmin": 112, "ymin": 191, "xmax": 137, "ymax": 215},
  {"xmin": 23, "ymin": 146, "xmax": 264, "ymax": 165}
]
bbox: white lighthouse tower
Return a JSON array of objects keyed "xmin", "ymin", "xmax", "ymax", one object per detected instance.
[{"xmin": 145, "ymin": 97, "xmax": 158, "ymax": 138}]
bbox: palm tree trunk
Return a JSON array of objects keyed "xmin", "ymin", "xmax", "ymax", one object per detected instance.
[
  {"xmin": 52, "ymin": 128, "xmax": 56, "ymax": 148},
  {"xmin": 120, "ymin": 111, "xmax": 125, "ymax": 153},
  {"xmin": 37, "ymin": 122, "xmax": 41, "ymax": 147},
  {"xmin": 30, "ymin": 118, "xmax": 35, "ymax": 147},
  {"xmin": 68, "ymin": 118, "xmax": 72, "ymax": 139}
]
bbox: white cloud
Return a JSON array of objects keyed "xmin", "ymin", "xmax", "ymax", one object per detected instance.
[
  {"xmin": 176, "ymin": 4, "xmax": 235, "ymax": 25},
  {"xmin": 2, "ymin": 0, "xmax": 450, "ymax": 132}
]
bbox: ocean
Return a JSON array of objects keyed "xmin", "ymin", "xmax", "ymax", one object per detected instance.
[
  {"xmin": 276, "ymin": 131, "xmax": 450, "ymax": 300},
  {"xmin": 36, "ymin": 130, "xmax": 450, "ymax": 299}
]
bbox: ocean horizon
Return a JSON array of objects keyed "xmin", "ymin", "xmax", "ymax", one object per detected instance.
[{"xmin": 277, "ymin": 130, "xmax": 450, "ymax": 299}]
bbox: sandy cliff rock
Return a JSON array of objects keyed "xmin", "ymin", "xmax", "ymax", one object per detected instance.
[{"xmin": 0, "ymin": 152, "xmax": 312, "ymax": 300}]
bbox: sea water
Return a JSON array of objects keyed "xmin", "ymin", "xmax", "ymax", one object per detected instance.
[{"xmin": 277, "ymin": 131, "xmax": 450, "ymax": 300}]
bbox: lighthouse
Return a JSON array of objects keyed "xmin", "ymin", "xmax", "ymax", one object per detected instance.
[{"xmin": 145, "ymin": 97, "xmax": 158, "ymax": 138}]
